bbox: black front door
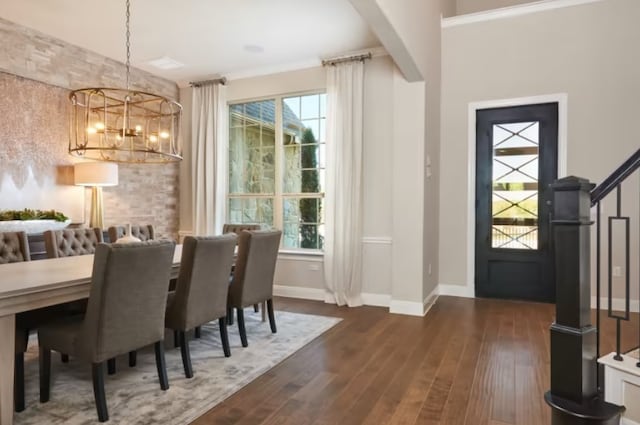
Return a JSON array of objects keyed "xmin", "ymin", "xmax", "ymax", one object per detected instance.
[{"xmin": 475, "ymin": 103, "xmax": 558, "ymax": 302}]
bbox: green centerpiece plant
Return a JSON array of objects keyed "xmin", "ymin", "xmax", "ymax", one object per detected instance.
[{"xmin": 0, "ymin": 209, "xmax": 69, "ymax": 222}]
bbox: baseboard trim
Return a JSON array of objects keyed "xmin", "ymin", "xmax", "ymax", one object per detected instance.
[
  {"xmin": 361, "ymin": 293, "xmax": 391, "ymax": 307},
  {"xmin": 423, "ymin": 285, "xmax": 439, "ymax": 316},
  {"xmin": 591, "ymin": 296, "xmax": 640, "ymax": 314},
  {"xmin": 273, "ymin": 285, "xmax": 326, "ymax": 301},
  {"xmin": 438, "ymin": 284, "xmax": 475, "ymax": 298},
  {"xmin": 389, "ymin": 299, "xmax": 425, "ymax": 316},
  {"xmin": 273, "ymin": 285, "xmax": 392, "ymax": 308}
]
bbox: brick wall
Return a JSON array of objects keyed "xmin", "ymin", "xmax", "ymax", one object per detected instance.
[{"xmin": 0, "ymin": 18, "xmax": 181, "ymax": 240}]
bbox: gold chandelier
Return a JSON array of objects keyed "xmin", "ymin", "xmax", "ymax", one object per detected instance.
[{"xmin": 68, "ymin": 0, "xmax": 182, "ymax": 163}]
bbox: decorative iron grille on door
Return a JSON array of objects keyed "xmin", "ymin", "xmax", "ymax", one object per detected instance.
[{"xmin": 492, "ymin": 121, "xmax": 540, "ymax": 249}]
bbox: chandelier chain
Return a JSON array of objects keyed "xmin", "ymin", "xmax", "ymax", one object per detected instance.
[{"xmin": 125, "ymin": 0, "xmax": 131, "ymax": 90}]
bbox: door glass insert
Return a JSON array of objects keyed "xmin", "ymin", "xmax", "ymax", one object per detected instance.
[{"xmin": 492, "ymin": 122, "xmax": 539, "ymax": 249}]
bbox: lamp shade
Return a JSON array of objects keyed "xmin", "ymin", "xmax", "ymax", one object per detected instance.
[{"xmin": 74, "ymin": 162, "xmax": 118, "ymax": 187}]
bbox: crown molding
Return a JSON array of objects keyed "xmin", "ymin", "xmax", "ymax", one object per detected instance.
[{"xmin": 442, "ymin": 0, "xmax": 604, "ymax": 28}]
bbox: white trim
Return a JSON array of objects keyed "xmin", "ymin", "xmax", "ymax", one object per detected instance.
[
  {"xmin": 442, "ymin": 0, "xmax": 604, "ymax": 28},
  {"xmin": 423, "ymin": 286, "xmax": 439, "ymax": 316},
  {"xmin": 439, "ymin": 283, "xmax": 476, "ymax": 298},
  {"xmin": 389, "ymin": 299, "xmax": 425, "ymax": 316},
  {"xmin": 273, "ymin": 285, "xmax": 392, "ymax": 308},
  {"xmin": 591, "ymin": 296, "xmax": 640, "ymax": 314},
  {"xmin": 273, "ymin": 285, "xmax": 326, "ymax": 301},
  {"xmin": 600, "ymin": 352, "xmax": 640, "ymax": 425},
  {"xmin": 361, "ymin": 293, "xmax": 391, "ymax": 307},
  {"xmin": 278, "ymin": 252, "xmax": 324, "ymax": 261},
  {"xmin": 466, "ymin": 93, "xmax": 568, "ymax": 299},
  {"xmin": 361, "ymin": 236, "xmax": 392, "ymax": 245}
]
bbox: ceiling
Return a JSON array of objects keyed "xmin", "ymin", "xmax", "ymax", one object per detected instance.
[{"xmin": 0, "ymin": 0, "xmax": 380, "ymax": 85}]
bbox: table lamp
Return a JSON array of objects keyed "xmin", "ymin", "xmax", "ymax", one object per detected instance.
[{"xmin": 74, "ymin": 162, "xmax": 118, "ymax": 229}]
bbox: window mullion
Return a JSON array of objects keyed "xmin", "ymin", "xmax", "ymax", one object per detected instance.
[{"xmin": 274, "ymin": 96, "xmax": 284, "ymax": 233}]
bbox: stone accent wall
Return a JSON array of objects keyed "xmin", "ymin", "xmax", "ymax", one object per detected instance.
[
  {"xmin": 101, "ymin": 164, "xmax": 179, "ymax": 240},
  {"xmin": 0, "ymin": 17, "xmax": 181, "ymax": 240},
  {"xmin": 0, "ymin": 18, "xmax": 177, "ymax": 99}
]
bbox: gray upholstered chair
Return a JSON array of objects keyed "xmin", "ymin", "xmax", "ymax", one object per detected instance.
[
  {"xmin": 228, "ymin": 230, "xmax": 281, "ymax": 347},
  {"xmin": 43, "ymin": 228, "xmax": 103, "ymax": 258},
  {"xmin": 222, "ymin": 223, "xmax": 261, "ymax": 235},
  {"xmin": 222, "ymin": 223, "xmax": 262, "ymax": 315},
  {"xmin": 107, "ymin": 224, "xmax": 155, "ymax": 243},
  {"xmin": 38, "ymin": 240, "xmax": 176, "ymax": 423},
  {"xmin": 0, "ymin": 230, "xmax": 30, "ymax": 264},
  {"xmin": 165, "ymin": 234, "xmax": 237, "ymax": 378},
  {"xmin": 0, "ymin": 231, "xmax": 30, "ymax": 412}
]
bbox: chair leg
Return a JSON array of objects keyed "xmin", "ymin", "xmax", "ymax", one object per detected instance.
[
  {"xmin": 195, "ymin": 326, "xmax": 201, "ymax": 339},
  {"xmin": 154, "ymin": 341, "xmax": 169, "ymax": 391},
  {"xmin": 219, "ymin": 317, "xmax": 231, "ymax": 357},
  {"xmin": 253, "ymin": 304, "xmax": 259, "ymax": 313},
  {"xmin": 107, "ymin": 358, "xmax": 116, "ymax": 375},
  {"xmin": 227, "ymin": 307, "xmax": 234, "ymax": 325},
  {"xmin": 237, "ymin": 308, "xmax": 248, "ymax": 347},
  {"xmin": 173, "ymin": 330, "xmax": 179, "ymax": 348},
  {"xmin": 267, "ymin": 298, "xmax": 277, "ymax": 333},
  {"xmin": 14, "ymin": 353, "xmax": 25, "ymax": 412},
  {"xmin": 129, "ymin": 351, "xmax": 137, "ymax": 367},
  {"xmin": 39, "ymin": 346, "xmax": 51, "ymax": 403},
  {"xmin": 91, "ymin": 363, "xmax": 109, "ymax": 422},
  {"xmin": 261, "ymin": 301, "xmax": 267, "ymax": 322},
  {"xmin": 179, "ymin": 331, "xmax": 194, "ymax": 378},
  {"xmin": 61, "ymin": 353, "xmax": 69, "ymax": 363}
]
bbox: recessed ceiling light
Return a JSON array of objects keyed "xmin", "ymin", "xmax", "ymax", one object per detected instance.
[
  {"xmin": 147, "ymin": 56, "xmax": 185, "ymax": 70},
  {"xmin": 243, "ymin": 44, "xmax": 264, "ymax": 54}
]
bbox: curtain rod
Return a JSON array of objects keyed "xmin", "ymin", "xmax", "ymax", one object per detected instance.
[
  {"xmin": 189, "ymin": 77, "xmax": 227, "ymax": 87},
  {"xmin": 321, "ymin": 52, "xmax": 372, "ymax": 67}
]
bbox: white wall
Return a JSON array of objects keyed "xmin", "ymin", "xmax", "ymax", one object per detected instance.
[
  {"xmin": 179, "ymin": 56, "xmax": 396, "ymax": 299},
  {"xmin": 439, "ymin": 0, "xmax": 640, "ymax": 298}
]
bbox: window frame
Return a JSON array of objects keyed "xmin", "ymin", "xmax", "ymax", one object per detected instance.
[{"xmin": 226, "ymin": 90, "xmax": 326, "ymax": 255}]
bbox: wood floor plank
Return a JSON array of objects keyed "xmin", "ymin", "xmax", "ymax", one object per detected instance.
[{"xmin": 191, "ymin": 296, "xmax": 626, "ymax": 425}]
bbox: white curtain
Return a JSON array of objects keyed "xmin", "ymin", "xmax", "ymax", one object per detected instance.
[
  {"xmin": 324, "ymin": 60, "xmax": 365, "ymax": 307},
  {"xmin": 191, "ymin": 83, "xmax": 227, "ymax": 236}
]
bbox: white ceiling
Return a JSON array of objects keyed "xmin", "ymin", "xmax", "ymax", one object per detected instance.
[{"xmin": 0, "ymin": 0, "xmax": 380, "ymax": 85}]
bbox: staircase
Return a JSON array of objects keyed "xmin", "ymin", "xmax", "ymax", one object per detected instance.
[{"xmin": 545, "ymin": 148, "xmax": 640, "ymax": 425}]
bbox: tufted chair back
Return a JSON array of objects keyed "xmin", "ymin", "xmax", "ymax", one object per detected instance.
[
  {"xmin": 107, "ymin": 224, "xmax": 155, "ymax": 243},
  {"xmin": 0, "ymin": 231, "xmax": 30, "ymax": 264},
  {"xmin": 43, "ymin": 228, "xmax": 103, "ymax": 258},
  {"xmin": 222, "ymin": 223, "xmax": 261, "ymax": 236}
]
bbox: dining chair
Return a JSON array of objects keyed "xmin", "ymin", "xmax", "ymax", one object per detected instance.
[
  {"xmin": 43, "ymin": 227, "xmax": 103, "ymax": 258},
  {"xmin": 43, "ymin": 227, "xmax": 104, "ymax": 363},
  {"xmin": 0, "ymin": 231, "xmax": 31, "ymax": 412},
  {"xmin": 0, "ymin": 231, "xmax": 73, "ymax": 412},
  {"xmin": 165, "ymin": 234, "xmax": 237, "ymax": 378},
  {"xmin": 222, "ymin": 223, "xmax": 261, "ymax": 234},
  {"xmin": 227, "ymin": 230, "xmax": 281, "ymax": 347},
  {"xmin": 38, "ymin": 240, "xmax": 176, "ymax": 423},
  {"xmin": 221, "ymin": 223, "xmax": 262, "ymax": 317},
  {"xmin": 107, "ymin": 224, "xmax": 155, "ymax": 243}
]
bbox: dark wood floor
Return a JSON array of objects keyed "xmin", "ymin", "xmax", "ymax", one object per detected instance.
[{"xmin": 192, "ymin": 296, "xmax": 639, "ymax": 425}]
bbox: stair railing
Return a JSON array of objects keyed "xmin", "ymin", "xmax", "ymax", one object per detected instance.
[
  {"xmin": 545, "ymin": 147, "xmax": 640, "ymax": 425},
  {"xmin": 591, "ymin": 147, "xmax": 640, "ymax": 373}
]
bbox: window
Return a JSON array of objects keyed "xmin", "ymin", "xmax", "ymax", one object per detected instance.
[{"xmin": 228, "ymin": 93, "xmax": 326, "ymax": 251}]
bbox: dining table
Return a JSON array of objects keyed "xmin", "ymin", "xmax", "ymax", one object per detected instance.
[{"xmin": 0, "ymin": 244, "xmax": 183, "ymax": 425}]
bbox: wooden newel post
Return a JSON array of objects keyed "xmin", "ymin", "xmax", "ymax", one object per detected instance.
[{"xmin": 544, "ymin": 176, "xmax": 623, "ymax": 425}]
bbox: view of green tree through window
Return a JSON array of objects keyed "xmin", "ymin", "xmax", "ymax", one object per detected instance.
[{"xmin": 228, "ymin": 93, "xmax": 325, "ymax": 250}]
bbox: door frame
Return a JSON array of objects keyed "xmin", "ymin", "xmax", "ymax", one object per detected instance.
[{"xmin": 461, "ymin": 93, "xmax": 568, "ymax": 299}]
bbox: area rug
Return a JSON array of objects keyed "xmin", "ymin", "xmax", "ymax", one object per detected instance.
[{"xmin": 16, "ymin": 310, "xmax": 341, "ymax": 425}]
